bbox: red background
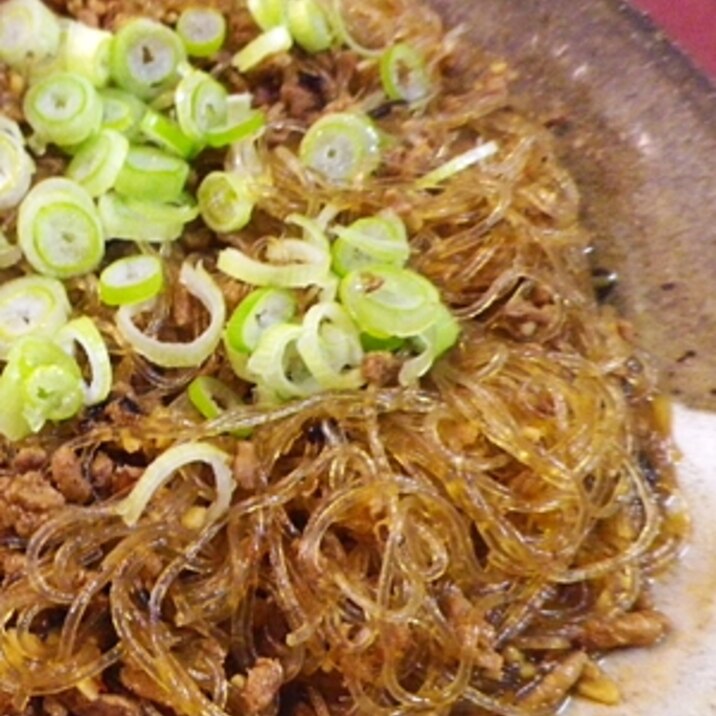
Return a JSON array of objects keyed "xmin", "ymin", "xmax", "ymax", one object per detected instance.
[{"xmin": 631, "ymin": 0, "xmax": 716, "ymax": 78}]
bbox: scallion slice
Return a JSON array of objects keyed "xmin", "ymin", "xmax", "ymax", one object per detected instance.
[
  {"xmin": 175, "ymin": 69, "xmax": 228, "ymax": 143},
  {"xmin": 116, "ymin": 261, "xmax": 225, "ymax": 368},
  {"xmin": 206, "ymin": 108, "xmax": 266, "ymax": 148},
  {"xmin": 323, "ymin": 0, "xmax": 383, "ymax": 58},
  {"xmin": 99, "ymin": 254, "xmax": 164, "ymax": 306},
  {"xmin": 224, "ymin": 339, "xmax": 258, "ymax": 383},
  {"xmin": 217, "ymin": 245, "xmax": 330, "ymax": 288},
  {"xmin": 0, "ymin": 0, "xmax": 61, "ymax": 71},
  {"xmin": 379, "ymin": 43, "xmax": 430, "ymax": 103},
  {"xmin": 65, "ymin": 128, "xmax": 129, "ymax": 197},
  {"xmin": 197, "ymin": 171, "xmax": 254, "ymax": 233},
  {"xmin": 0, "ymin": 116, "xmax": 26, "ymax": 147},
  {"xmin": 247, "ymin": 323, "xmax": 319, "ymax": 400},
  {"xmin": 114, "ymin": 442, "xmax": 234, "ymax": 527},
  {"xmin": 0, "ymin": 230, "xmax": 22, "ymax": 269},
  {"xmin": 296, "ymin": 301, "xmax": 364, "ymax": 390},
  {"xmin": 176, "ymin": 7, "xmax": 227, "ymax": 58},
  {"xmin": 11, "ymin": 338, "xmax": 84, "ymax": 433},
  {"xmin": 110, "ymin": 18, "xmax": 187, "ymax": 100},
  {"xmin": 331, "ymin": 211, "xmax": 409, "ymax": 276},
  {"xmin": 339, "ymin": 265, "xmax": 442, "ymax": 338},
  {"xmin": 139, "ymin": 109, "xmax": 196, "ymax": 158},
  {"xmin": 23, "ymin": 72, "xmax": 103, "ymax": 148},
  {"xmin": 416, "ymin": 140, "xmax": 499, "ymax": 189},
  {"xmin": 398, "ymin": 304, "xmax": 460, "ymax": 386},
  {"xmin": 0, "ymin": 275, "xmax": 71, "ymax": 359},
  {"xmin": 0, "ymin": 364, "xmax": 30, "ymax": 441},
  {"xmin": 63, "ymin": 20, "xmax": 113, "ymax": 88},
  {"xmin": 98, "ymin": 192, "xmax": 198, "ymax": 243},
  {"xmin": 232, "ymin": 25, "xmax": 293, "ymax": 73},
  {"xmin": 18, "ymin": 178, "xmax": 105, "ymax": 279},
  {"xmin": 247, "ymin": 0, "xmax": 286, "ymax": 31},
  {"xmin": 100, "ymin": 88, "xmax": 147, "ymax": 138},
  {"xmin": 187, "ymin": 376, "xmax": 241, "ymax": 420},
  {"xmin": 0, "ymin": 131, "xmax": 35, "ymax": 212},
  {"xmin": 56, "ymin": 316, "xmax": 112, "ymax": 406},
  {"xmin": 225, "ymin": 287, "xmax": 297, "ymax": 354},
  {"xmin": 299, "ymin": 112, "xmax": 381, "ymax": 184},
  {"xmin": 114, "ymin": 145, "xmax": 190, "ymax": 203},
  {"xmin": 286, "ymin": 212, "xmax": 331, "ymax": 254},
  {"xmin": 287, "ymin": 0, "xmax": 334, "ymax": 53}
]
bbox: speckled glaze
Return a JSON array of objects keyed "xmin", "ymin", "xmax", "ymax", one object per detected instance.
[{"xmin": 429, "ymin": 0, "xmax": 716, "ymax": 411}]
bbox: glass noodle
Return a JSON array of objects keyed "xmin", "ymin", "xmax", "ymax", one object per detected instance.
[{"xmin": 0, "ymin": 0, "xmax": 687, "ymax": 714}]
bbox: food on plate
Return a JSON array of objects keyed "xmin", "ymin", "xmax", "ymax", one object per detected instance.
[{"xmin": 0, "ymin": 0, "xmax": 688, "ymax": 714}]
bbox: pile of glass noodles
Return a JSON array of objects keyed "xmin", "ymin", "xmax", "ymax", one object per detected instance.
[{"xmin": 0, "ymin": 0, "xmax": 687, "ymax": 714}]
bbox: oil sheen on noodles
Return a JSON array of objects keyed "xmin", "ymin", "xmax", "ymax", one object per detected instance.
[{"xmin": 0, "ymin": 0, "xmax": 687, "ymax": 714}]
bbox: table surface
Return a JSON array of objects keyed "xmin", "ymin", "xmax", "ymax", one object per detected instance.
[{"xmin": 631, "ymin": 0, "xmax": 716, "ymax": 78}]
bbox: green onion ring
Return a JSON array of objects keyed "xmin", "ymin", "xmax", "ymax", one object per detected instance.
[
  {"xmin": 116, "ymin": 261, "xmax": 225, "ymax": 368},
  {"xmin": 18, "ymin": 177, "xmax": 105, "ymax": 279}
]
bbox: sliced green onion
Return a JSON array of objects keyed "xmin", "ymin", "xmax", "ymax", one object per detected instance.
[
  {"xmin": 114, "ymin": 145, "xmax": 190, "ymax": 202},
  {"xmin": 299, "ymin": 112, "xmax": 381, "ymax": 184},
  {"xmin": 379, "ymin": 43, "xmax": 430, "ymax": 103},
  {"xmin": 65, "ymin": 128, "xmax": 129, "ymax": 197},
  {"xmin": 398, "ymin": 304, "xmax": 460, "ymax": 386},
  {"xmin": 120, "ymin": 193, "xmax": 199, "ymax": 224},
  {"xmin": 286, "ymin": 212, "xmax": 331, "ymax": 254},
  {"xmin": 0, "ymin": 230, "xmax": 22, "ymax": 269},
  {"xmin": 265, "ymin": 237, "xmax": 330, "ymax": 268},
  {"xmin": 116, "ymin": 261, "xmax": 225, "ymax": 368},
  {"xmin": 416, "ymin": 140, "xmax": 499, "ymax": 189},
  {"xmin": 0, "ymin": 275, "xmax": 70, "ymax": 359},
  {"xmin": 100, "ymin": 88, "xmax": 147, "ymax": 138},
  {"xmin": 0, "ymin": 337, "xmax": 83, "ymax": 436},
  {"xmin": 225, "ymin": 135, "xmax": 273, "ymax": 187},
  {"xmin": 18, "ymin": 178, "xmax": 105, "ymax": 279},
  {"xmin": 197, "ymin": 171, "xmax": 255, "ymax": 233},
  {"xmin": 110, "ymin": 18, "xmax": 187, "ymax": 100},
  {"xmin": 225, "ymin": 93, "xmax": 253, "ymax": 120},
  {"xmin": 99, "ymin": 254, "xmax": 164, "ymax": 306},
  {"xmin": 176, "ymin": 7, "xmax": 227, "ymax": 58},
  {"xmin": 18, "ymin": 341, "xmax": 84, "ymax": 432},
  {"xmin": 224, "ymin": 338, "xmax": 259, "ymax": 383},
  {"xmin": 56, "ymin": 316, "xmax": 112, "ymax": 406},
  {"xmin": 323, "ymin": 0, "xmax": 384, "ymax": 58},
  {"xmin": 331, "ymin": 211, "xmax": 409, "ymax": 276},
  {"xmin": 287, "ymin": 0, "xmax": 334, "ymax": 53},
  {"xmin": 339, "ymin": 265, "xmax": 442, "ymax": 339},
  {"xmin": 99, "ymin": 192, "xmax": 198, "ymax": 243},
  {"xmin": 186, "ymin": 375, "xmax": 251, "ymax": 438},
  {"xmin": 206, "ymin": 108, "xmax": 266, "ymax": 149},
  {"xmin": 187, "ymin": 376, "xmax": 240, "ymax": 420},
  {"xmin": 225, "ymin": 287, "xmax": 297, "ymax": 354},
  {"xmin": 175, "ymin": 69, "xmax": 228, "ymax": 143},
  {"xmin": 360, "ymin": 332, "xmax": 404, "ymax": 352},
  {"xmin": 63, "ymin": 20, "xmax": 112, "ymax": 88},
  {"xmin": 0, "ymin": 131, "xmax": 35, "ymax": 211},
  {"xmin": 232, "ymin": 25, "xmax": 293, "ymax": 73},
  {"xmin": 247, "ymin": 323, "xmax": 319, "ymax": 400},
  {"xmin": 114, "ymin": 442, "xmax": 234, "ymax": 527},
  {"xmin": 0, "ymin": 116, "xmax": 25, "ymax": 146},
  {"xmin": 190, "ymin": 92, "xmax": 264, "ymax": 149},
  {"xmin": 23, "ymin": 72, "xmax": 102, "ymax": 148},
  {"xmin": 0, "ymin": 364, "xmax": 29, "ymax": 441},
  {"xmin": 0, "ymin": 0, "xmax": 61, "ymax": 71},
  {"xmin": 247, "ymin": 0, "xmax": 286, "ymax": 31},
  {"xmin": 296, "ymin": 302, "xmax": 364, "ymax": 390},
  {"xmin": 218, "ymin": 243, "xmax": 330, "ymax": 288},
  {"xmin": 139, "ymin": 108, "xmax": 196, "ymax": 158}
]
